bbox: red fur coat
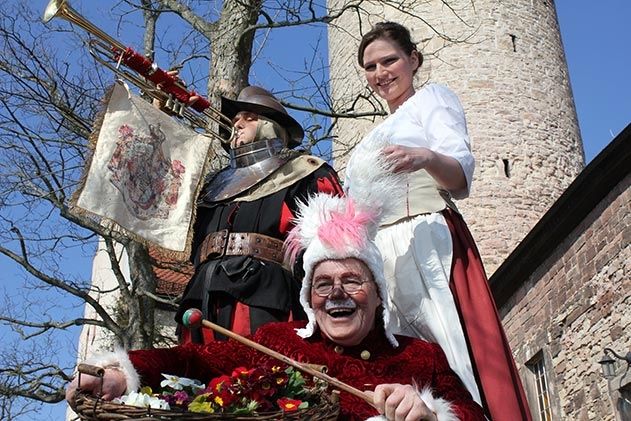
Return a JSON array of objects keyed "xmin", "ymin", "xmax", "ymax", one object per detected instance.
[{"xmin": 111, "ymin": 321, "xmax": 484, "ymax": 420}]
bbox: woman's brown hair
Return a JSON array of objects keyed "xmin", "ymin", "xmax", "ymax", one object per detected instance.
[{"xmin": 357, "ymin": 21, "xmax": 423, "ymax": 72}]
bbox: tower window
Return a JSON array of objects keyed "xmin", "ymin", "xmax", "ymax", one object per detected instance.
[
  {"xmin": 527, "ymin": 352, "xmax": 553, "ymax": 421},
  {"xmin": 510, "ymin": 34, "xmax": 517, "ymax": 52},
  {"xmin": 502, "ymin": 159, "xmax": 511, "ymax": 178}
]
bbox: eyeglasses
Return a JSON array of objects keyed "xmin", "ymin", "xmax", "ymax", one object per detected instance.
[{"xmin": 311, "ymin": 278, "xmax": 367, "ymax": 297}]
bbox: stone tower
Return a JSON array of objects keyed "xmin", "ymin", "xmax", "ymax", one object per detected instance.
[{"xmin": 328, "ymin": 0, "xmax": 585, "ymax": 274}]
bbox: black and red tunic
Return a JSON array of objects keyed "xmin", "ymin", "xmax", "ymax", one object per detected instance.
[{"xmin": 176, "ymin": 160, "xmax": 342, "ymax": 342}]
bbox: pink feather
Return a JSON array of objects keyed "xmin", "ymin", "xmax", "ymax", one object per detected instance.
[
  {"xmin": 283, "ymin": 227, "xmax": 303, "ymax": 267},
  {"xmin": 317, "ymin": 200, "xmax": 376, "ymax": 252}
]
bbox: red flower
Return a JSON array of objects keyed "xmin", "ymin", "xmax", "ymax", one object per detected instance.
[
  {"xmin": 207, "ymin": 375, "xmax": 237, "ymax": 407},
  {"xmin": 208, "ymin": 375, "xmax": 231, "ymax": 393},
  {"xmin": 274, "ymin": 371, "xmax": 289, "ymax": 386},
  {"xmin": 277, "ymin": 398, "xmax": 302, "ymax": 412},
  {"xmin": 232, "ymin": 366, "xmax": 255, "ymax": 382},
  {"xmin": 254, "ymin": 378, "xmax": 276, "ymax": 398}
]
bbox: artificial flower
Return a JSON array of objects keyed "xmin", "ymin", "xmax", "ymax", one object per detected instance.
[
  {"xmin": 160, "ymin": 390, "xmax": 191, "ymax": 407},
  {"xmin": 114, "ymin": 391, "xmax": 170, "ymax": 410},
  {"xmin": 208, "ymin": 375, "xmax": 231, "ymax": 393},
  {"xmin": 117, "ymin": 366, "xmax": 319, "ymax": 416},
  {"xmin": 188, "ymin": 394, "xmax": 215, "ymax": 413},
  {"xmin": 160, "ymin": 373, "xmax": 204, "ymax": 392},
  {"xmin": 277, "ymin": 397, "xmax": 304, "ymax": 412}
]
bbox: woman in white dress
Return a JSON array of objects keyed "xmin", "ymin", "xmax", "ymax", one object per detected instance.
[{"xmin": 345, "ymin": 21, "xmax": 532, "ymax": 421}]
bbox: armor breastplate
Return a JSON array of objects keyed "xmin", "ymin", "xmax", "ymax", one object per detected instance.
[{"xmin": 200, "ymin": 138, "xmax": 291, "ymax": 203}]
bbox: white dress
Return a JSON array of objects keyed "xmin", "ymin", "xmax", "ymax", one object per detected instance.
[{"xmin": 345, "ymin": 83, "xmax": 481, "ymax": 404}]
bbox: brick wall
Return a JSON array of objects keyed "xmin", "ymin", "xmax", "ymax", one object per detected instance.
[{"xmin": 500, "ymin": 173, "xmax": 630, "ymax": 419}]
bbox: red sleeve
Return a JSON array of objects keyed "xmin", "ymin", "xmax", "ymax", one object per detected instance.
[
  {"xmin": 127, "ymin": 324, "xmax": 304, "ymax": 390},
  {"xmin": 315, "ymin": 169, "xmax": 344, "ymax": 196},
  {"xmin": 278, "ymin": 164, "xmax": 343, "ymax": 235},
  {"xmin": 128, "ymin": 340, "xmax": 256, "ymax": 390}
]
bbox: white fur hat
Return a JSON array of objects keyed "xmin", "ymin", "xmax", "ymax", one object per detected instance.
[{"xmin": 285, "ymin": 133, "xmax": 404, "ymax": 347}]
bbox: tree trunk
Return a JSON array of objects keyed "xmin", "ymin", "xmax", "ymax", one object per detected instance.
[
  {"xmin": 141, "ymin": 0, "xmax": 160, "ymax": 61},
  {"xmin": 126, "ymin": 242, "xmax": 157, "ymax": 349},
  {"xmin": 208, "ymin": 0, "xmax": 261, "ymax": 101}
]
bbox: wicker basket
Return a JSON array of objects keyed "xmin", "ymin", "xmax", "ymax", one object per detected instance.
[{"xmin": 73, "ymin": 390, "xmax": 340, "ymax": 421}]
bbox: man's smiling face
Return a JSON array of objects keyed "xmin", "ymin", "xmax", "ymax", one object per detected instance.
[{"xmin": 310, "ymin": 258, "xmax": 382, "ymax": 347}]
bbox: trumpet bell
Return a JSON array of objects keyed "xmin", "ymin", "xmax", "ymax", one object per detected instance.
[
  {"xmin": 43, "ymin": 0, "xmax": 65, "ymax": 23},
  {"xmin": 41, "ymin": 0, "xmax": 234, "ymax": 144}
]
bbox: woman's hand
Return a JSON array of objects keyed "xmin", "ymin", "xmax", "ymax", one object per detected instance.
[
  {"xmin": 382, "ymin": 145, "xmax": 467, "ymax": 194},
  {"xmin": 382, "ymin": 145, "xmax": 435, "ymax": 174},
  {"xmin": 368, "ymin": 383, "xmax": 437, "ymax": 421},
  {"xmin": 66, "ymin": 368, "xmax": 127, "ymax": 408}
]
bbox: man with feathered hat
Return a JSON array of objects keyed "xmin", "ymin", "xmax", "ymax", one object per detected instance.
[
  {"xmin": 176, "ymin": 85, "xmax": 342, "ymax": 343},
  {"xmin": 66, "ymin": 136, "xmax": 483, "ymax": 420}
]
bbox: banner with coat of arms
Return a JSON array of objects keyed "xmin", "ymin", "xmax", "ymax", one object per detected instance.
[{"xmin": 72, "ymin": 81, "xmax": 212, "ymax": 258}]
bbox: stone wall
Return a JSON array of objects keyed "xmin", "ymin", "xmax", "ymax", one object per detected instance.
[
  {"xmin": 327, "ymin": 0, "xmax": 584, "ymax": 274},
  {"xmin": 499, "ymin": 173, "xmax": 630, "ymax": 419}
]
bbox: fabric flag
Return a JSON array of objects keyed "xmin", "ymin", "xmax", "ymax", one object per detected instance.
[{"xmin": 72, "ymin": 82, "xmax": 212, "ymax": 257}]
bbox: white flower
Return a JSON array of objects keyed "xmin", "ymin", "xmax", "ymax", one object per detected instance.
[
  {"xmin": 113, "ymin": 391, "xmax": 170, "ymax": 410},
  {"xmin": 160, "ymin": 373, "xmax": 204, "ymax": 392}
]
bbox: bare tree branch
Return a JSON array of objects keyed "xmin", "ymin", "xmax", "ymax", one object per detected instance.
[{"xmin": 0, "ymin": 0, "xmax": 473, "ymax": 417}]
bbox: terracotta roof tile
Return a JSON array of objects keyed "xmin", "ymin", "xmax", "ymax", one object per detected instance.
[{"xmin": 148, "ymin": 246, "xmax": 194, "ymax": 297}]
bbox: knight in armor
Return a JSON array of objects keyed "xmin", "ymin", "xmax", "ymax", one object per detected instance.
[{"xmin": 176, "ymin": 86, "xmax": 343, "ymax": 343}]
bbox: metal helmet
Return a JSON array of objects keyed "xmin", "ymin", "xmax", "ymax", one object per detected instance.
[{"xmin": 221, "ymin": 86, "xmax": 304, "ymax": 148}]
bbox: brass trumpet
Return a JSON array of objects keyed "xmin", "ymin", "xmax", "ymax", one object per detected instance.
[{"xmin": 43, "ymin": 0, "xmax": 233, "ymax": 143}]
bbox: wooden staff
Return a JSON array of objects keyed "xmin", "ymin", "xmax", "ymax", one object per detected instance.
[{"xmin": 182, "ymin": 308, "xmax": 374, "ymax": 405}]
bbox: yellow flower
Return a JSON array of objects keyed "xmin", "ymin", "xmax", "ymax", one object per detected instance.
[
  {"xmin": 188, "ymin": 397, "xmax": 215, "ymax": 413},
  {"xmin": 139, "ymin": 386, "xmax": 153, "ymax": 395}
]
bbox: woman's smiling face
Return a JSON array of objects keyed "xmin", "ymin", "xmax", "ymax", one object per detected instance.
[{"xmin": 362, "ymin": 37, "xmax": 418, "ymax": 112}]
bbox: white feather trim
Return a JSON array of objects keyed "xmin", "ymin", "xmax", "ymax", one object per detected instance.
[
  {"xmin": 287, "ymin": 129, "xmax": 405, "ymax": 348},
  {"xmin": 345, "ymin": 130, "xmax": 405, "ymax": 228},
  {"xmin": 292, "ymin": 193, "xmax": 346, "ymax": 248},
  {"xmin": 85, "ymin": 349, "xmax": 140, "ymax": 393},
  {"xmin": 418, "ymin": 386, "xmax": 459, "ymax": 421},
  {"xmin": 365, "ymin": 416, "xmax": 387, "ymax": 421}
]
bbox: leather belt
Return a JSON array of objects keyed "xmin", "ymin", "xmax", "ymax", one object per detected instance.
[{"xmin": 199, "ymin": 229, "xmax": 286, "ymax": 267}]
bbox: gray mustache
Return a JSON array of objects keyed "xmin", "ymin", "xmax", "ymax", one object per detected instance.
[{"xmin": 325, "ymin": 297, "xmax": 357, "ymax": 311}]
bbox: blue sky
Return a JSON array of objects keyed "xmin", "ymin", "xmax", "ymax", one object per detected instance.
[
  {"xmin": 2, "ymin": 2, "xmax": 630, "ymax": 420},
  {"xmin": 556, "ymin": 1, "xmax": 631, "ymax": 162},
  {"xmin": 251, "ymin": 1, "xmax": 631, "ymax": 164}
]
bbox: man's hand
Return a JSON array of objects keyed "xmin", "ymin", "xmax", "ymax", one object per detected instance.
[
  {"xmin": 152, "ymin": 69, "xmax": 199, "ymax": 114},
  {"xmin": 66, "ymin": 368, "xmax": 127, "ymax": 408},
  {"xmin": 367, "ymin": 383, "xmax": 438, "ymax": 421}
]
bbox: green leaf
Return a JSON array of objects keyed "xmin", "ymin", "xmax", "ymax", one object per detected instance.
[{"xmin": 230, "ymin": 399, "xmax": 259, "ymax": 415}]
